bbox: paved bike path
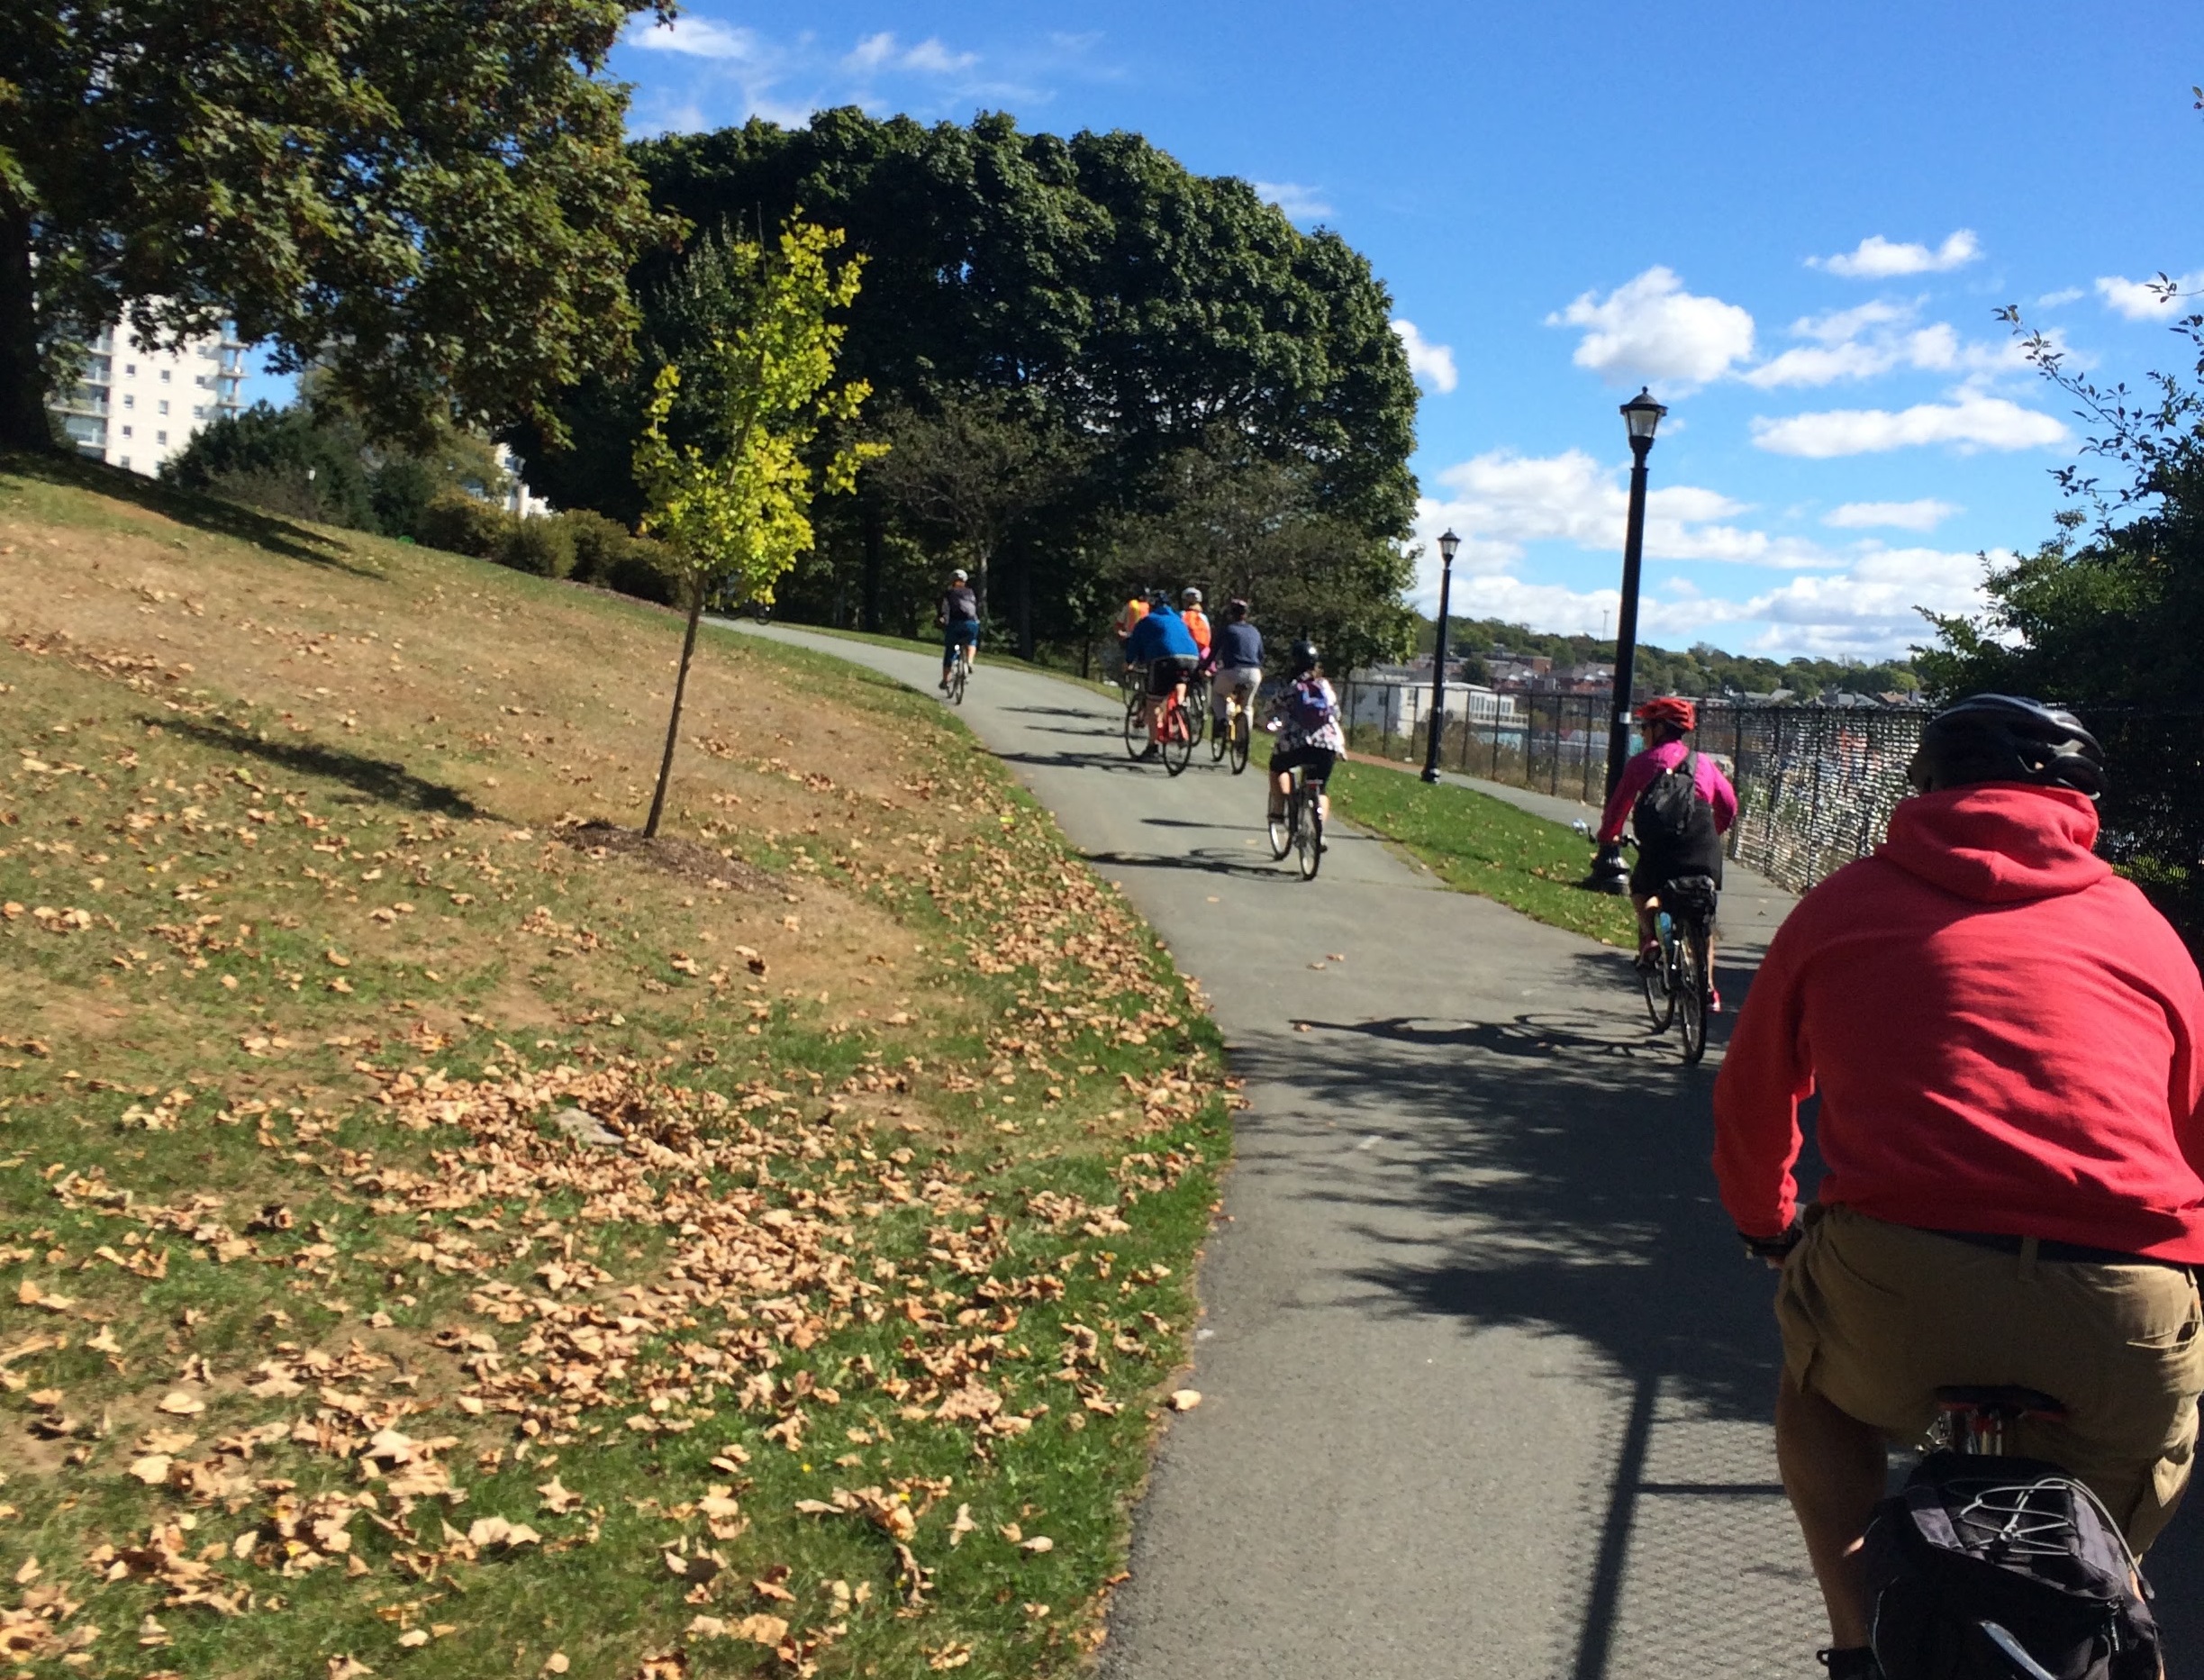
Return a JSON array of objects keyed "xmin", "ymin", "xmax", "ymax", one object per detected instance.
[{"xmin": 727, "ymin": 624, "xmax": 1826, "ymax": 1679}]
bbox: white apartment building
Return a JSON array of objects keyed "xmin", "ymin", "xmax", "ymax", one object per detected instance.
[{"xmin": 50, "ymin": 319, "xmax": 247, "ymax": 476}]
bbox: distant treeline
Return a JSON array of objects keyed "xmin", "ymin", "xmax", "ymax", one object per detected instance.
[{"xmin": 1419, "ymin": 614, "xmax": 1923, "ymax": 700}]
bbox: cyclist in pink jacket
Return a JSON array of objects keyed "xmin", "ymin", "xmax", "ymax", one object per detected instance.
[{"xmin": 1595, "ymin": 696, "xmax": 1738, "ymax": 1003}]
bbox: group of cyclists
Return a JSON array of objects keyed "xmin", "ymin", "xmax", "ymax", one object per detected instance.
[
  {"xmin": 1112, "ymin": 583, "xmax": 1342, "ymax": 835},
  {"xmin": 941, "ymin": 562, "xmax": 2204, "ymax": 1680}
]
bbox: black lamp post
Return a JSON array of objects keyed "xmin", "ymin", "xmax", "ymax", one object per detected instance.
[
  {"xmin": 1590, "ymin": 387, "xmax": 1666, "ymax": 894},
  {"xmin": 1420, "ymin": 528, "xmax": 1461, "ymax": 783}
]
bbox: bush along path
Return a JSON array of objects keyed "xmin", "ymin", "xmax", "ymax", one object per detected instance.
[{"xmin": 0, "ymin": 462, "xmax": 1231, "ymax": 1679}]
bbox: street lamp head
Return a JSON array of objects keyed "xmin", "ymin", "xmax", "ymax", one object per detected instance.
[
  {"xmin": 1621, "ymin": 387, "xmax": 1667, "ymax": 445},
  {"xmin": 1437, "ymin": 529, "xmax": 1460, "ymax": 566}
]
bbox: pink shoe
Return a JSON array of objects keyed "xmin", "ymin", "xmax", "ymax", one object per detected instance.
[{"xmin": 1709, "ymin": 987, "xmax": 1723, "ymax": 1013}]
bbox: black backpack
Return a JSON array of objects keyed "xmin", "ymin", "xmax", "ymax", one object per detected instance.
[
  {"xmin": 1631, "ymin": 751, "xmax": 1714, "ymax": 851},
  {"xmin": 1864, "ymin": 1451, "xmax": 2159, "ymax": 1680}
]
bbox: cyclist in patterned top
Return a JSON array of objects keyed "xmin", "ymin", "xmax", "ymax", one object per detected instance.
[{"xmin": 1265, "ymin": 640, "xmax": 1344, "ymax": 831}]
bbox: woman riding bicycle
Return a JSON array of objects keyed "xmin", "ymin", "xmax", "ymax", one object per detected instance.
[
  {"xmin": 1594, "ymin": 695, "xmax": 1737, "ymax": 1008},
  {"xmin": 1265, "ymin": 640, "xmax": 1342, "ymax": 831}
]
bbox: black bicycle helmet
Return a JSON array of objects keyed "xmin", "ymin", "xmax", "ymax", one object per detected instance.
[
  {"xmin": 1908, "ymin": 695, "xmax": 2107, "ymax": 800},
  {"xmin": 1289, "ymin": 639, "xmax": 1320, "ymax": 676}
]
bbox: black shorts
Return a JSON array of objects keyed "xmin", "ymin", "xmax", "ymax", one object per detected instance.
[
  {"xmin": 1144, "ymin": 657, "xmax": 1196, "ymax": 698},
  {"xmin": 1631, "ymin": 844, "xmax": 1723, "ymax": 901},
  {"xmin": 1271, "ymin": 744, "xmax": 1337, "ymax": 784}
]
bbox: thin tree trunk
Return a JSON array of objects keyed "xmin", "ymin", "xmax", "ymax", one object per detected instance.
[
  {"xmin": 0, "ymin": 198, "xmax": 56, "ymax": 455},
  {"xmin": 644, "ymin": 582, "xmax": 706, "ymax": 839}
]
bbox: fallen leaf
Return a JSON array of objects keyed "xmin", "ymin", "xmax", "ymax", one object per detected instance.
[
  {"xmin": 536, "ymin": 1476, "xmax": 581, "ymax": 1515},
  {"xmin": 128, "ymin": 1454, "xmax": 173, "ymax": 1485},
  {"xmin": 541, "ymin": 1658, "xmax": 569, "ymax": 1676},
  {"xmin": 156, "ymin": 1392, "xmax": 205, "ymax": 1417},
  {"xmin": 1019, "ymin": 1535, "xmax": 1055, "ymax": 1554},
  {"xmin": 397, "ymin": 1630, "xmax": 429, "ymax": 1648},
  {"xmin": 948, "ymin": 1503, "xmax": 976, "ymax": 1548},
  {"xmin": 1168, "ymin": 1389, "xmax": 1202, "ymax": 1412}
]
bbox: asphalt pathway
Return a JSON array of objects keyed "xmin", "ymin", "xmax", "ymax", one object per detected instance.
[{"xmin": 712, "ymin": 627, "xmax": 1855, "ymax": 1678}]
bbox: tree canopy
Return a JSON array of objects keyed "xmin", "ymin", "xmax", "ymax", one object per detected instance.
[
  {"xmin": 509, "ymin": 108, "xmax": 1422, "ymax": 661},
  {"xmin": 1, "ymin": 0, "xmax": 676, "ymax": 452}
]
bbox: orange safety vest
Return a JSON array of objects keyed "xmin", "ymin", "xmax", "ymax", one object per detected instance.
[
  {"xmin": 1182, "ymin": 606, "xmax": 1211, "ymax": 652},
  {"xmin": 1114, "ymin": 598, "xmax": 1148, "ymax": 638}
]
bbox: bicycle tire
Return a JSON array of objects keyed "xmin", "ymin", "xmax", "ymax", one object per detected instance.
[
  {"xmin": 1210, "ymin": 698, "xmax": 1229, "ymax": 761},
  {"xmin": 1162, "ymin": 700, "xmax": 1194, "ymax": 776},
  {"xmin": 1677, "ymin": 920, "xmax": 1708, "ymax": 1064},
  {"xmin": 1268, "ymin": 777, "xmax": 1294, "ymax": 859},
  {"xmin": 1186, "ymin": 685, "xmax": 1209, "ymax": 750},
  {"xmin": 948, "ymin": 656, "xmax": 967, "ymax": 706},
  {"xmin": 1297, "ymin": 793, "xmax": 1323, "ymax": 879},
  {"xmin": 1229, "ymin": 711, "xmax": 1250, "ymax": 775},
  {"xmin": 1124, "ymin": 691, "xmax": 1147, "ymax": 760}
]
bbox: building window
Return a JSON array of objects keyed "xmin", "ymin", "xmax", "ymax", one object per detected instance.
[
  {"xmin": 123, "ymin": 394, "xmax": 134, "ymax": 409},
  {"xmin": 193, "ymin": 404, "xmax": 205, "ymax": 418},
  {"xmin": 157, "ymin": 430, "xmax": 168, "ymax": 444},
  {"xmin": 159, "ymin": 369, "xmax": 171, "ymax": 383},
  {"xmin": 124, "ymin": 362, "xmax": 136, "ymax": 376},
  {"xmin": 119, "ymin": 457, "xmax": 131, "ymax": 470},
  {"xmin": 122, "ymin": 424, "xmax": 133, "ymax": 438},
  {"xmin": 158, "ymin": 399, "xmax": 168, "ymax": 415}
]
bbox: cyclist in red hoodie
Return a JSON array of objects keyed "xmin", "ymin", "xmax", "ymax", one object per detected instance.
[{"xmin": 1712, "ymin": 696, "xmax": 2204, "ymax": 1680}]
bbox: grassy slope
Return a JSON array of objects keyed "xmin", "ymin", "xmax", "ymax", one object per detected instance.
[{"xmin": 0, "ymin": 456, "xmax": 1229, "ymax": 1680}]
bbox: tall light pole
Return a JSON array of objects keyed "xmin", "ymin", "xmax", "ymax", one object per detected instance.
[
  {"xmin": 1591, "ymin": 388, "xmax": 1666, "ymax": 893},
  {"xmin": 1420, "ymin": 529, "xmax": 1461, "ymax": 783}
]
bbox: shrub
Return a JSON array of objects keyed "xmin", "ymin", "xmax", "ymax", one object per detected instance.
[
  {"xmin": 416, "ymin": 489, "xmax": 514, "ymax": 558},
  {"xmin": 604, "ymin": 537, "xmax": 683, "ymax": 605},
  {"xmin": 558, "ymin": 508, "xmax": 632, "ymax": 585},
  {"xmin": 494, "ymin": 515, "xmax": 577, "ymax": 579},
  {"xmin": 367, "ymin": 458, "xmax": 440, "ymax": 541},
  {"xmin": 163, "ymin": 402, "xmax": 375, "ymax": 529}
]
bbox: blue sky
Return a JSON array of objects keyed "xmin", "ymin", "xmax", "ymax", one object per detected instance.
[{"xmin": 288, "ymin": 3, "xmax": 2204, "ymax": 662}]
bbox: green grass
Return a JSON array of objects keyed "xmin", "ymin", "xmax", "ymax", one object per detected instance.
[
  {"xmin": 1316, "ymin": 754, "xmax": 1637, "ymax": 945},
  {"xmin": 0, "ymin": 462, "xmax": 1230, "ymax": 1680}
]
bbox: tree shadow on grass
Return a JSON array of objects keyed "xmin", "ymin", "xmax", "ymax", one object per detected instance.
[
  {"xmin": 151, "ymin": 717, "xmax": 482, "ymax": 815},
  {"xmin": 5, "ymin": 450, "xmax": 386, "ymax": 577}
]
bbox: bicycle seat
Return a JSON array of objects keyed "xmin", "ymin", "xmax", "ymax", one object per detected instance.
[{"xmin": 1934, "ymin": 1385, "xmax": 2068, "ymax": 1421}]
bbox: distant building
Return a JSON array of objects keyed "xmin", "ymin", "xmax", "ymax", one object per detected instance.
[
  {"xmin": 50, "ymin": 319, "xmax": 247, "ymax": 476},
  {"xmin": 1344, "ymin": 675, "xmax": 1519, "ymax": 740}
]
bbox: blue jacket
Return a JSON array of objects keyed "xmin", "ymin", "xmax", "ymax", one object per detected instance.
[{"xmin": 1125, "ymin": 605, "xmax": 1200, "ymax": 663}]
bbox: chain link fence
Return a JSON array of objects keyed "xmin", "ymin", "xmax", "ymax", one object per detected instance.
[{"xmin": 1329, "ymin": 677, "xmax": 2204, "ymax": 940}]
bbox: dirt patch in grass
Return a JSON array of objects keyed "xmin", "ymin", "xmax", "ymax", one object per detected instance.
[{"xmin": 0, "ymin": 459, "xmax": 1232, "ymax": 1680}]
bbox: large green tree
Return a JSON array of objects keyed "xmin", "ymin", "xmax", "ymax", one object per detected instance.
[
  {"xmin": 512, "ymin": 107, "xmax": 1422, "ymax": 651},
  {"xmin": 0, "ymin": 1, "xmax": 676, "ymax": 453}
]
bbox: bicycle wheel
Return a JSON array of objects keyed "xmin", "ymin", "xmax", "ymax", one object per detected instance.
[
  {"xmin": 1229, "ymin": 708, "xmax": 1250, "ymax": 775},
  {"xmin": 1210, "ymin": 696, "xmax": 1229, "ymax": 761},
  {"xmin": 948, "ymin": 653, "xmax": 967, "ymax": 705},
  {"xmin": 1268, "ymin": 776, "xmax": 1294, "ymax": 858},
  {"xmin": 1162, "ymin": 699, "xmax": 1194, "ymax": 776},
  {"xmin": 1297, "ymin": 789, "xmax": 1323, "ymax": 879},
  {"xmin": 1186, "ymin": 685, "xmax": 1209, "ymax": 752},
  {"xmin": 1676, "ymin": 920, "xmax": 1709, "ymax": 1064},
  {"xmin": 1124, "ymin": 691, "xmax": 1147, "ymax": 760}
]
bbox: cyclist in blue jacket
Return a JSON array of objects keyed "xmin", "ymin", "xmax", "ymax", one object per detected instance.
[{"xmin": 1122, "ymin": 593, "xmax": 1201, "ymax": 761}]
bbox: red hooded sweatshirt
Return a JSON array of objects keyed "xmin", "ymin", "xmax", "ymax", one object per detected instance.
[{"xmin": 1711, "ymin": 784, "xmax": 2204, "ymax": 1261}]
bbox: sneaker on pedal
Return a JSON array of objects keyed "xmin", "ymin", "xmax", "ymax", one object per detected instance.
[{"xmin": 1633, "ymin": 943, "xmax": 1659, "ymax": 974}]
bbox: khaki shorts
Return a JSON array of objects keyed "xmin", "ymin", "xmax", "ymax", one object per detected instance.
[{"xmin": 1777, "ymin": 1203, "xmax": 2204, "ymax": 1549}]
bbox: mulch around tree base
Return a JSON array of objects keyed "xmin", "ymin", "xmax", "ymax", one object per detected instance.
[{"xmin": 557, "ymin": 819, "xmax": 780, "ymax": 894}]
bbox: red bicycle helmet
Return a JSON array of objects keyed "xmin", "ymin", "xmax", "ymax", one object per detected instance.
[{"xmin": 1635, "ymin": 695, "xmax": 1697, "ymax": 733}]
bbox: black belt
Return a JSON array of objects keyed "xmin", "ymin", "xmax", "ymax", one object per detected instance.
[{"xmin": 1929, "ymin": 1229, "xmax": 2187, "ymax": 1270}]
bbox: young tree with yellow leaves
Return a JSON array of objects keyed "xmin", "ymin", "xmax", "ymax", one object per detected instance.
[{"xmin": 632, "ymin": 218, "xmax": 884, "ymax": 840}]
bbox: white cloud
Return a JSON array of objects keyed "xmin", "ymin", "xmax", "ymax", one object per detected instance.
[
  {"xmin": 901, "ymin": 36, "xmax": 981, "ymax": 74},
  {"xmin": 1547, "ymin": 267, "xmax": 1755, "ymax": 390},
  {"xmin": 844, "ymin": 31, "xmax": 897, "ymax": 71},
  {"xmin": 1809, "ymin": 230, "xmax": 1982, "ymax": 279},
  {"xmin": 1750, "ymin": 393, "xmax": 2067, "ymax": 457},
  {"xmin": 628, "ymin": 16, "xmax": 764, "ymax": 60},
  {"xmin": 2036, "ymin": 286, "xmax": 2085, "ymax": 308},
  {"xmin": 1738, "ymin": 301, "xmax": 2022, "ymax": 390},
  {"xmin": 1391, "ymin": 319, "xmax": 1457, "ymax": 395},
  {"xmin": 2095, "ymin": 272, "xmax": 2201, "ymax": 321},
  {"xmin": 1253, "ymin": 181, "xmax": 1333, "ymax": 222},
  {"xmin": 1420, "ymin": 450, "xmax": 1832, "ymax": 576},
  {"xmin": 1823, "ymin": 499, "xmax": 1962, "ymax": 532}
]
